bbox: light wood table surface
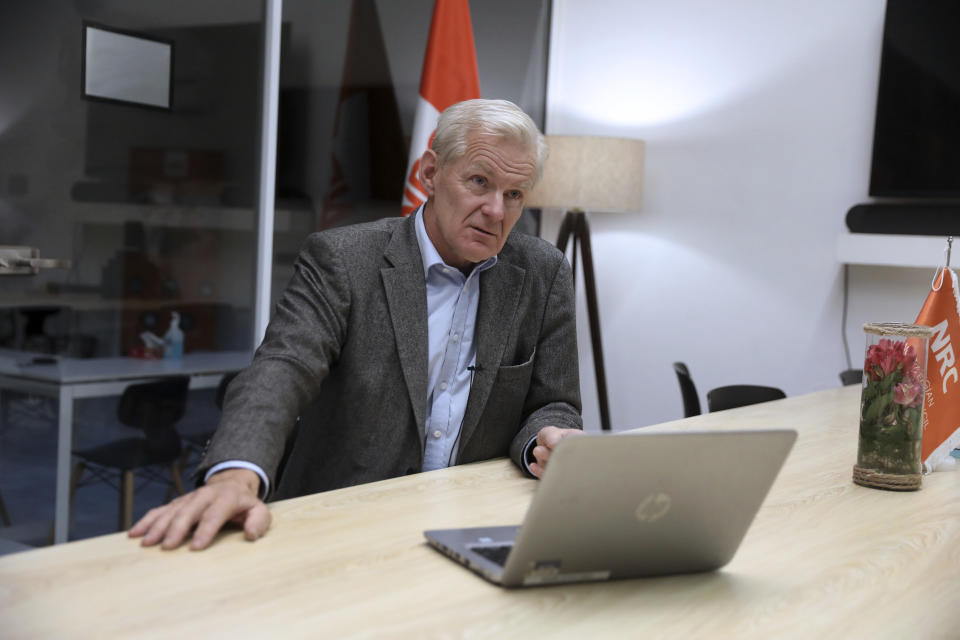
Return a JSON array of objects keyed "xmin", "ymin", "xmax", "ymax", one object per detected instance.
[{"xmin": 1, "ymin": 386, "xmax": 958, "ymax": 638}]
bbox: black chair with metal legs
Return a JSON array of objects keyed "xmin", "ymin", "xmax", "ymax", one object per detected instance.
[
  {"xmin": 839, "ymin": 369, "xmax": 863, "ymax": 386},
  {"xmin": 673, "ymin": 361, "xmax": 787, "ymax": 416},
  {"xmin": 180, "ymin": 371, "xmax": 238, "ymax": 468},
  {"xmin": 179, "ymin": 370, "xmax": 299, "ymax": 493},
  {"xmin": 0, "ymin": 490, "xmax": 11, "ymax": 527},
  {"xmin": 706, "ymin": 385, "xmax": 787, "ymax": 413},
  {"xmin": 70, "ymin": 377, "xmax": 190, "ymax": 531},
  {"xmin": 165, "ymin": 371, "xmax": 239, "ymax": 503},
  {"xmin": 672, "ymin": 362, "xmax": 702, "ymax": 418},
  {"xmin": 214, "ymin": 371, "xmax": 238, "ymax": 412}
]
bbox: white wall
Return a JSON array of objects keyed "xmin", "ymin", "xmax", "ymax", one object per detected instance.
[{"xmin": 544, "ymin": 0, "xmax": 938, "ymax": 431}]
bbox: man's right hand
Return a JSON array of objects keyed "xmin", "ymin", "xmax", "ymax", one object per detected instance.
[{"xmin": 128, "ymin": 468, "xmax": 271, "ymax": 551}]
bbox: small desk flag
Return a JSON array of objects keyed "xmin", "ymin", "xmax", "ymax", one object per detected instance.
[
  {"xmin": 916, "ymin": 267, "xmax": 960, "ymax": 472},
  {"xmin": 401, "ymin": 0, "xmax": 480, "ymax": 216}
]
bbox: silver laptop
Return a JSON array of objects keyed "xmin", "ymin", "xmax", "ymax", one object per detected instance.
[{"xmin": 424, "ymin": 428, "xmax": 796, "ymax": 588}]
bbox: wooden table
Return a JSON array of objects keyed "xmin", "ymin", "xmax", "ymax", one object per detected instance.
[
  {"xmin": 1, "ymin": 386, "xmax": 958, "ymax": 638},
  {"xmin": 0, "ymin": 349, "xmax": 252, "ymax": 543}
]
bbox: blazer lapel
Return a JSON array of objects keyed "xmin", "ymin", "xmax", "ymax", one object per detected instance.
[
  {"xmin": 458, "ymin": 259, "xmax": 525, "ymax": 453},
  {"xmin": 381, "ymin": 217, "xmax": 429, "ymax": 448}
]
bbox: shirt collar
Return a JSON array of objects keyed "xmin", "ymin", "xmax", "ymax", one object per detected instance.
[{"xmin": 414, "ymin": 205, "xmax": 498, "ymax": 278}]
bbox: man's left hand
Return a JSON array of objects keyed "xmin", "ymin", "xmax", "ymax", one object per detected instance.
[{"xmin": 529, "ymin": 426, "xmax": 583, "ymax": 478}]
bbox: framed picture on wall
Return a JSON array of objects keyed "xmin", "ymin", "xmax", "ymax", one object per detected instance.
[{"xmin": 82, "ymin": 21, "xmax": 173, "ymax": 110}]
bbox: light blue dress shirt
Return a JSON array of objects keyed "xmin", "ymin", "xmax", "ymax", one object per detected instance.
[{"xmin": 414, "ymin": 207, "xmax": 496, "ymax": 471}]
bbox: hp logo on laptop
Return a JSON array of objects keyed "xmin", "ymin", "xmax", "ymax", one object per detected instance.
[{"xmin": 634, "ymin": 492, "xmax": 672, "ymax": 523}]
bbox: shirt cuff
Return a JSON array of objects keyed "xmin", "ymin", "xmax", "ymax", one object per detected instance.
[
  {"xmin": 522, "ymin": 435, "xmax": 539, "ymax": 477},
  {"xmin": 204, "ymin": 460, "xmax": 270, "ymax": 499}
]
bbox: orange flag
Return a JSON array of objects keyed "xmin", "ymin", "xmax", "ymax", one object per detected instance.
[
  {"xmin": 400, "ymin": 0, "xmax": 480, "ymax": 216},
  {"xmin": 916, "ymin": 267, "xmax": 960, "ymax": 472}
]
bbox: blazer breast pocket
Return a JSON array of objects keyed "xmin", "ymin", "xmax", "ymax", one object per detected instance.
[
  {"xmin": 496, "ymin": 347, "xmax": 536, "ymax": 381},
  {"xmin": 463, "ymin": 349, "xmax": 536, "ymax": 461},
  {"xmin": 488, "ymin": 348, "xmax": 536, "ymax": 416}
]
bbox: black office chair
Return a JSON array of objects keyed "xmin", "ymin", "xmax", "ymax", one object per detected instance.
[
  {"xmin": 70, "ymin": 377, "xmax": 189, "ymax": 531},
  {"xmin": 839, "ymin": 369, "xmax": 863, "ymax": 386},
  {"xmin": 673, "ymin": 362, "xmax": 787, "ymax": 416},
  {"xmin": 0, "ymin": 308, "xmax": 15, "ymax": 348},
  {"xmin": 0, "ymin": 490, "xmax": 10, "ymax": 527},
  {"xmin": 17, "ymin": 306, "xmax": 65, "ymax": 353},
  {"xmin": 215, "ymin": 370, "xmax": 238, "ymax": 411},
  {"xmin": 182, "ymin": 370, "xmax": 299, "ymax": 494},
  {"xmin": 706, "ymin": 385, "xmax": 787, "ymax": 413},
  {"xmin": 672, "ymin": 362, "xmax": 702, "ymax": 417},
  {"xmin": 170, "ymin": 370, "xmax": 240, "ymax": 486}
]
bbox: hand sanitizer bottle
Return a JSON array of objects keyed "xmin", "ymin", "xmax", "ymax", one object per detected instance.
[{"xmin": 164, "ymin": 311, "xmax": 184, "ymax": 360}]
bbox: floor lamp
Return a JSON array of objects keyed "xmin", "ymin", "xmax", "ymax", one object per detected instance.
[{"xmin": 526, "ymin": 135, "xmax": 645, "ymax": 431}]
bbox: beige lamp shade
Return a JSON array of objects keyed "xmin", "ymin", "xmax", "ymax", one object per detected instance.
[{"xmin": 526, "ymin": 135, "xmax": 645, "ymax": 213}]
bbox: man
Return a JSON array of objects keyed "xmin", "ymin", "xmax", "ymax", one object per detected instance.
[{"xmin": 129, "ymin": 99, "xmax": 582, "ymax": 551}]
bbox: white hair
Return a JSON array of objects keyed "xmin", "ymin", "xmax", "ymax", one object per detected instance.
[{"xmin": 431, "ymin": 99, "xmax": 548, "ymax": 183}]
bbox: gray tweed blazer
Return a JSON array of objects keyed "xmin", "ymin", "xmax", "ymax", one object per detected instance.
[{"xmin": 200, "ymin": 214, "xmax": 582, "ymax": 499}]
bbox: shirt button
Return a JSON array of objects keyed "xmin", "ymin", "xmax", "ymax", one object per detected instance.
[
  {"xmin": 442, "ymin": 267, "xmax": 450, "ymax": 274},
  {"xmin": 432, "ymin": 430, "xmax": 442, "ymax": 439},
  {"xmin": 451, "ymin": 333, "xmax": 459, "ymax": 342},
  {"xmin": 439, "ymin": 382, "xmax": 447, "ymax": 391}
]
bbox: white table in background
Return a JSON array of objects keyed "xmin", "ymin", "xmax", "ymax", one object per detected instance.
[{"xmin": 0, "ymin": 350, "xmax": 252, "ymax": 543}]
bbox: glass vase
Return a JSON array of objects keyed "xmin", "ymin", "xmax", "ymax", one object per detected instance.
[{"xmin": 853, "ymin": 322, "xmax": 933, "ymax": 490}]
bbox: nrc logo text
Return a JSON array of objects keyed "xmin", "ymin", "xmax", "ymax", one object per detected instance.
[{"xmin": 930, "ymin": 319, "xmax": 959, "ymax": 394}]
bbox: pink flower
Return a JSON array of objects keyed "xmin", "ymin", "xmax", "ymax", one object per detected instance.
[
  {"xmin": 864, "ymin": 338, "xmax": 920, "ymax": 382},
  {"xmin": 865, "ymin": 344, "xmax": 894, "ymax": 381},
  {"xmin": 903, "ymin": 361, "xmax": 923, "ymax": 387},
  {"xmin": 902, "ymin": 343, "xmax": 917, "ymax": 371},
  {"xmin": 865, "ymin": 345, "xmax": 885, "ymax": 381},
  {"xmin": 894, "ymin": 381, "xmax": 922, "ymax": 408}
]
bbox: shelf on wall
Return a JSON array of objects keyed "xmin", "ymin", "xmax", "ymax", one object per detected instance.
[
  {"xmin": 836, "ymin": 233, "xmax": 951, "ymax": 268},
  {"xmin": 71, "ymin": 201, "xmax": 310, "ymax": 233}
]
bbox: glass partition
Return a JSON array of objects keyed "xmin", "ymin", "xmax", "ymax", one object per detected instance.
[{"xmin": 0, "ymin": 0, "xmax": 263, "ymax": 545}]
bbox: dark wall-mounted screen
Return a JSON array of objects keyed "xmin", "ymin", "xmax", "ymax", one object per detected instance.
[{"xmin": 869, "ymin": 0, "xmax": 960, "ymax": 198}]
